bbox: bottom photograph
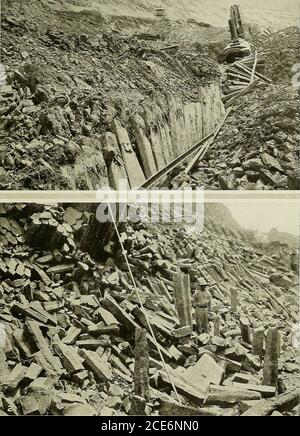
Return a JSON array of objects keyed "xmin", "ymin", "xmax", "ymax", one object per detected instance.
[{"xmin": 0, "ymin": 200, "xmax": 299, "ymax": 417}]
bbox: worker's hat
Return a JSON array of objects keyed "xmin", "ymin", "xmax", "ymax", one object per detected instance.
[{"xmin": 198, "ymin": 277, "xmax": 211, "ymax": 287}]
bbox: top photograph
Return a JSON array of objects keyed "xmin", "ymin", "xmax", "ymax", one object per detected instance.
[{"xmin": 0, "ymin": 0, "xmax": 299, "ymax": 191}]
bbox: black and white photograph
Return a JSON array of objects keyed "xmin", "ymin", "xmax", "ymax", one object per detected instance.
[
  {"xmin": 0, "ymin": 0, "xmax": 299, "ymax": 190},
  {"xmin": 0, "ymin": 0, "xmax": 299, "ymax": 421},
  {"xmin": 0, "ymin": 200, "xmax": 299, "ymax": 416}
]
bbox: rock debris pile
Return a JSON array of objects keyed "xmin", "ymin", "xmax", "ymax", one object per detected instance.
[
  {"xmin": 253, "ymin": 27, "xmax": 300, "ymax": 84},
  {"xmin": 0, "ymin": 203, "xmax": 299, "ymax": 416}
]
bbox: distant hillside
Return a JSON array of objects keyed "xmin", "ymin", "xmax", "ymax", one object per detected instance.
[
  {"xmin": 42, "ymin": 0, "xmax": 299, "ymax": 29},
  {"xmin": 205, "ymin": 203, "xmax": 242, "ymax": 233},
  {"xmin": 267, "ymin": 227, "xmax": 298, "ymax": 247}
]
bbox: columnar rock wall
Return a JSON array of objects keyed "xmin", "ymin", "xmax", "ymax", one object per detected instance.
[
  {"xmin": 107, "ymin": 83, "xmax": 225, "ymax": 189},
  {"xmin": 63, "ymin": 83, "xmax": 224, "ymax": 190}
]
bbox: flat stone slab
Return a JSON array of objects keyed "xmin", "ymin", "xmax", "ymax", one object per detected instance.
[
  {"xmin": 205, "ymin": 385, "xmax": 262, "ymax": 406},
  {"xmin": 183, "ymin": 353, "xmax": 225, "ymax": 386}
]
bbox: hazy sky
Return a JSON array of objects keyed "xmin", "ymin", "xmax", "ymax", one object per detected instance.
[
  {"xmin": 96, "ymin": 0, "xmax": 299, "ymax": 28},
  {"xmin": 225, "ymin": 201, "xmax": 300, "ymax": 235}
]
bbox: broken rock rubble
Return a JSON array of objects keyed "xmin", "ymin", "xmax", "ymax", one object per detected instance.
[{"xmin": 0, "ymin": 202, "xmax": 299, "ymax": 415}]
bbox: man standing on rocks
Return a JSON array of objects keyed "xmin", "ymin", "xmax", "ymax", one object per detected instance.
[
  {"xmin": 291, "ymin": 249, "xmax": 299, "ymax": 275},
  {"xmin": 193, "ymin": 278, "xmax": 212, "ymax": 334}
]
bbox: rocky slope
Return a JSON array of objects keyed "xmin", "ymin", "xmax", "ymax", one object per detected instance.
[
  {"xmin": 0, "ymin": 202, "xmax": 299, "ymax": 415},
  {"xmin": 267, "ymin": 228, "xmax": 298, "ymax": 247},
  {"xmin": 44, "ymin": 0, "xmax": 299, "ymax": 29},
  {"xmin": 190, "ymin": 83, "xmax": 300, "ymax": 191},
  {"xmin": 1, "ymin": 1, "xmax": 299, "ymax": 191}
]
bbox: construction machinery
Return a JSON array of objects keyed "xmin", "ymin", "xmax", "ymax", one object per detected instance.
[
  {"xmin": 155, "ymin": 8, "xmax": 166, "ymax": 18},
  {"xmin": 221, "ymin": 5, "xmax": 251, "ymax": 63}
]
